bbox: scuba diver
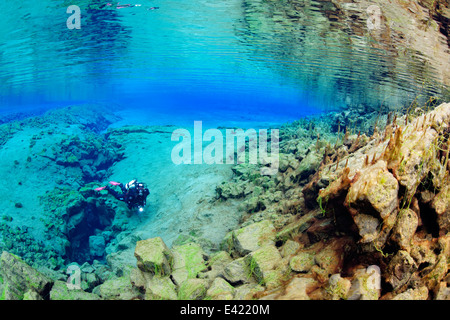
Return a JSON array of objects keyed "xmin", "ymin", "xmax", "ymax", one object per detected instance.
[{"xmin": 95, "ymin": 180, "xmax": 150, "ymax": 212}]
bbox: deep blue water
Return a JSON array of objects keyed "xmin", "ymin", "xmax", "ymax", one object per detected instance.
[{"xmin": 0, "ymin": 0, "xmax": 445, "ymax": 125}]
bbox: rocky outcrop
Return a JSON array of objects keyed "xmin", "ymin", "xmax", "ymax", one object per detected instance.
[{"xmin": 0, "ymin": 251, "xmax": 53, "ymax": 300}]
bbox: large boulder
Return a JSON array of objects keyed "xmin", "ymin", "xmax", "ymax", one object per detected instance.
[
  {"xmin": 245, "ymin": 244, "xmax": 285, "ymax": 289},
  {"xmin": 232, "ymin": 220, "xmax": 276, "ymax": 256},
  {"xmin": 0, "ymin": 251, "xmax": 53, "ymax": 300},
  {"xmin": 222, "ymin": 257, "xmax": 253, "ymax": 285},
  {"xmin": 171, "ymin": 242, "xmax": 207, "ymax": 286},
  {"xmin": 145, "ymin": 275, "xmax": 177, "ymax": 300},
  {"xmin": 134, "ymin": 237, "xmax": 173, "ymax": 276},
  {"xmin": 199, "ymin": 251, "xmax": 232, "ymax": 282},
  {"xmin": 346, "ymin": 160, "xmax": 399, "ymax": 220},
  {"xmin": 177, "ymin": 278, "xmax": 209, "ymax": 300},
  {"xmin": 89, "ymin": 235, "xmax": 106, "ymax": 258},
  {"xmin": 205, "ymin": 277, "xmax": 235, "ymax": 300}
]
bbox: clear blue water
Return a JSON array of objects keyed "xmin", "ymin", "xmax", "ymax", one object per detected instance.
[{"xmin": 0, "ymin": 0, "xmax": 444, "ymax": 125}]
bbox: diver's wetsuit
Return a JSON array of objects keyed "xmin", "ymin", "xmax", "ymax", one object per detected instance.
[{"xmin": 106, "ymin": 183, "xmax": 150, "ymax": 209}]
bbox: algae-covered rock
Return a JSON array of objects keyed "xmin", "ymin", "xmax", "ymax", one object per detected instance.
[
  {"xmin": 233, "ymin": 283, "xmax": 265, "ymax": 300},
  {"xmin": 134, "ymin": 237, "xmax": 173, "ymax": 276},
  {"xmin": 392, "ymin": 286, "xmax": 429, "ymax": 300},
  {"xmin": 97, "ymin": 275, "xmax": 141, "ymax": 300},
  {"xmin": 177, "ymin": 278, "xmax": 209, "ymax": 300},
  {"xmin": 205, "ymin": 277, "xmax": 234, "ymax": 300},
  {"xmin": 171, "ymin": 242, "xmax": 207, "ymax": 286},
  {"xmin": 271, "ymin": 276, "xmax": 316, "ymax": 300},
  {"xmin": 145, "ymin": 275, "xmax": 177, "ymax": 300},
  {"xmin": 222, "ymin": 257, "xmax": 253, "ymax": 284},
  {"xmin": 384, "ymin": 251, "xmax": 417, "ymax": 291},
  {"xmin": 347, "ymin": 265, "xmax": 381, "ymax": 300},
  {"xmin": 50, "ymin": 281, "xmax": 101, "ymax": 300},
  {"xmin": 391, "ymin": 209, "xmax": 418, "ymax": 250},
  {"xmin": 245, "ymin": 244, "xmax": 284, "ymax": 289},
  {"xmin": 280, "ymin": 239, "xmax": 301, "ymax": 258},
  {"xmin": 199, "ymin": 250, "xmax": 232, "ymax": 282},
  {"xmin": 431, "ymin": 184, "xmax": 450, "ymax": 234},
  {"xmin": 289, "ymin": 252, "xmax": 315, "ymax": 273},
  {"xmin": 0, "ymin": 251, "xmax": 53, "ymax": 300},
  {"xmin": 326, "ymin": 274, "xmax": 352, "ymax": 300},
  {"xmin": 346, "ymin": 160, "xmax": 399, "ymax": 220},
  {"xmin": 232, "ymin": 220, "xmax": 276, "ymax": 255}
]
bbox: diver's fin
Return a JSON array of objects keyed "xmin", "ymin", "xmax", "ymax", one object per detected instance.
[
  {"xmin": 95, "ymin": 186, "xmax": 107, "ymax": 191},
  {"xmin": 109, "ymin": 181, "xmax": 121, "ymax": 186}
]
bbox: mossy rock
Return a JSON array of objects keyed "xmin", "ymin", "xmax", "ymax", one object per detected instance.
[
  {"xmin": 171, "ymin": 242, "xmax": 207, "ymax": 286},
  {"xmin": 0, "ymin": 251, "xmax": 53, "ymax": 300},
  {"xmin": 290, "ymin": 252, "xmax": 315, "ymax": 273},
  {"xmin": 177, "ymin": 279, "xmax": 209, "ymax": 300},
  {"xmin": 245, "ymin": 244, "xmax": 284, "ymax": 288},
  {"xmin": 145, "ymin": 275, "xmax": 177, "ymax": 300},
  {"xmin": 50, "ymin": 281, "xmax": 101, "ymax": 300},
  {"xmin": 97, "ymin": 275, "xmax": 141, "ymax": 300},
  {"xmin": 232, "ymin": 220, "xmax": 276, "ymax": 255},
  {"xmin": 205, "ymin": 277, "xmax": 234, "ymax": 300},
  {"xmin": 134, "ymin": 237, "xmax": 173, "ymax": 276}
]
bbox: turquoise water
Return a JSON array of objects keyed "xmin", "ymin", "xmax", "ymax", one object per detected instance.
[{"xmin": 0, "ymin": 0, "xmax": 444, "ymax": 123}]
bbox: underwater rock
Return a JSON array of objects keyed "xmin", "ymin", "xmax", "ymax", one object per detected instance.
[
  {"xmin": 216, "ymin": 181, "xmax": 245, "ymax": 199},
  {"xmin": 431, "ymin": 184, "xmax": 450, "ymax": 235},
  {"xmin": 346, "ymin": 160, "xmax": 399, "ymax": 221},
  {"xmin": 326, "ymin": 274, "xmax": 352, "ymax": 300},
  {"xmin": 435, "ymin": 282, "xmax": 450, "ymax": 300},
  {"xmin": 245, "ymin": 244, "xmax": 285, "ymax": 289},
  {"xmin": 134, "ymin": 237, "xmax": 173, "ymax": 276},
  {"xmin": 280, "ymin": 239, "xmax": 301, "ymax": 258},
  {"xmin": 198, "ymin": 250, "xmax": 232, "ymax": 283},
  {"xmin": 205, "ymin": 277, "xmax": 235, "ymax": 300},
  {"xmin": 222, "ymin": 257, "xmax": 253, "ymax": 285},
  {"xmin": 347, "ymin": 265, "xmax": 381, "ymax": 300},
  {"xmin": 384, "ymin": 250, "xmax": 417, "ymax": 292},
  {"xmin": 0, "ymin": 251, "xmax": 53, "ymax": 300},
  {"xmin": 177, "ymin": 278, "xmax": 209, "ymax": 300},
  {"xmin": 50, "ymin": 280, "xmax": 101, "ymax": 300},
  {"xmin": 233, "ymin": 283, "xmax": 265, "ymax": 300},
  {"xmin": 231, "ymin": 220, "xmax": 276, "ymax": 256},
  {"xmin": 391, "ymin": 286, "xmax": 429, "ymax": 300},
  {"xmin": 289, "ymin": 252, "xmax": 315, "ymax": 273},
  {"xmin": 171, "ymin": 242, "xmax": 207, "ymax": 287},
  {"xmin": 268, "ymin": 276, "xmax": 317, "ymax": 300},
  {"xmin": 89, "ymin": 235, "xmax": 106, "ymax": 258},
  {"xmin": 97, "ymin": 275, "xmax": 141, "ymax": 300},
  {"xmin": 390, "ymin": 209, "xmax": 418, "ymax": 250},
  {"xmin": 145, "ymin": 275, "xmax": 178, "ymax": 300}
]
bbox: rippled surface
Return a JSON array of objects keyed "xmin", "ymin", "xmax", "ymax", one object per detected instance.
[{"xmin": 0, "ymin": 0, "xmax": 446, "ymax": 121}]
